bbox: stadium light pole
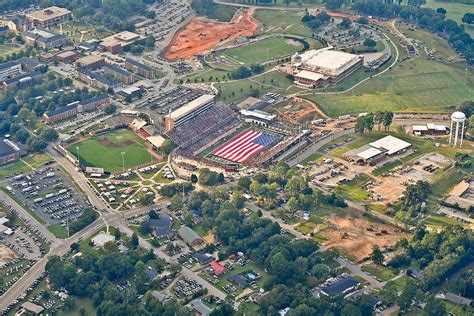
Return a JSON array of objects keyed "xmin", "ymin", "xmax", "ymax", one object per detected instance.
[
  {"xmin": 121, "ymin": 152, "xmax": 125, "ymax": 172},
  {"xmin": 76, "ymin": 146, "xmax": 80, "ymax": 166}
]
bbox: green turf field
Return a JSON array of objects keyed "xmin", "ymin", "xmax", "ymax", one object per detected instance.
[
  {"xmin": 222, "ymin": 38, "xmax": 303, "ymax": 65},
  {"xmin": 423, "ymin": 0, "xmax": 474, "ymax": 36},
  {"xmin": 304, "ymin": 59, "xmax": 472, "ymax": 117},
  {"xmin": 67, "ymin": 129, "xmax": 154, "ymax": 173}
]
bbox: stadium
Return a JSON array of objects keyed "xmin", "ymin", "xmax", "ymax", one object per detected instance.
[{"xmin": 165, "ymin": 94, "xmax": 309, "ymax": 172}]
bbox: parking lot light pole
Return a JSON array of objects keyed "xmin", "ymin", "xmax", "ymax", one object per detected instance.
[{"xmin": 121, "ymin": 152, "xmax": 125, "ymax": 172}]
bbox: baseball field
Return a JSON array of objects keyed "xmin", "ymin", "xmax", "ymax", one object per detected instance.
[{"xmin": 67, "ymin": 129, "xmax": 153, "ymax": 173}]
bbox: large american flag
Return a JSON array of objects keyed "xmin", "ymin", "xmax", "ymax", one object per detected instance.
[{"xmin": 212, "ymin": 129, "xmax": 279, "ymax": 163}]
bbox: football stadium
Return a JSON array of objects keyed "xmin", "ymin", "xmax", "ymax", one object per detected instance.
[{"xmin": 165, "ymin": 93, "xmax": 310, "ymax": 170}]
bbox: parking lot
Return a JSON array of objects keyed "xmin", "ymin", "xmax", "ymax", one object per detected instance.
[
  {"xmin": 173, "ymin": 277, "xmax": 203, "ymax": 298},
  {"xmin": 136, "ymin": 1, "xmax": 192, "ymax": 41},
  {"xmin": 5, "ymin": 164, "xmax": 90, "ymax": 226},
  {"xmin": 148, "ymin": 86, "xmax": 203, "ymax": 114}
]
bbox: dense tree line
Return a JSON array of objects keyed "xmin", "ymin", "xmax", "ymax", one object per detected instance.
[
  {"xmin": 352, "ymin": 1, "xmax": 474, "ymax": 64},
  {"xmin": 69, "ymin": 208, "xmax": 98, "ymax": 235},
  {"xmin": 45, "ymin": 247, "xmax": 183, "ymax": 315},
  {"xmin": 159, "ymin": 182, "xmax": 193, "ymax": 198},
  {"xmin": 198, "ymin": 168, "xmax": 224, "ymax": 186},
  {"xmin": 355, "ymin": 112, "xmax": 393, "ymax": 134},
  {"xmin": 301, "ymin": 11, "xmax": 331, "ymax": 30},
  {"xmin": 390, "ymin": 225, "xmax": 474, "ymax": 290}
]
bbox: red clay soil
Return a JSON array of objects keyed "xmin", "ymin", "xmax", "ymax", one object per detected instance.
[{"xmin": 164, "ymin": 9, "xmax": 259, "ymax": 60}]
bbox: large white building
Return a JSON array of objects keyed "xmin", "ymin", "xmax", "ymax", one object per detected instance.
[
  {"xmin": 165, "ymin": 94, "xmax": 215, "ymax": 131},
  {"xmin": 292, "ymin": 47, "xmax": 363, "ymax": 88}
]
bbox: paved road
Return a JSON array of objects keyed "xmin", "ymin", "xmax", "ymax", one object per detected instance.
[
  {"xmin": 287, "ymin": 128, "xmax": 355, "ymax": 166},
  {"xmin": 244, "ymin": 202, "xmax": 385, "ymax": 289}
]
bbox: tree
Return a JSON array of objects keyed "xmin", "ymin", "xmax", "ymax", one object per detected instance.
[
  {"xmin": 339, "ymin": 18, "xmax": 352, "ymax": 29},
  {"xmin": 460, "ymin": 101, "xmax": 474, "ymax": 118},
  {"xmin": 131, "ymin": 233, "xmax": 139, "ymax": 249},
  {"xmin": 371, "ymin": 245, "xmax": 384, "ymax": 265},
  {"xmin": 363, "ymin": 38, "xmax": 376, "ymax": 48},
  {"xmin": 238, "ymin": 176, "xmax": 252, "ymax": 190},
  {"xmin": 341, "ymin": 303, "xmax": 362, "ymax": 316},
  {"xmin": 357, "ymin": 16, "xmax": 368, "ymax": 24},
  {"xmin": 139, "ymin": 221, "xmax": 152, "ymax": 235},
  {"xmin": 462, "ymin": 13, "xmax": 474, "ymax": 25},
  {"xmin": 148, "ymin": 210, "xmax": 159, "ymax": 219},
  {"xmin": 382, "ymin": 112, "xmax": 394, "ymax": 131},
  {"xmin": 323, "ymin": 0, "xmax": 343, "ymax": 10},
  {"xmin": 169, "ymin": 194, "xmax": 184, "ymax": 212},
  {"xmin": 436, "ymin": 8, "xmax": 446, "ymax": 15},
  {"xmin": 104, "ymin": 104, "xmax": 116, "ymax": 115},
  {"xmin": 39, "ymin": 128, "xmax": 59, "ymax": 142},
  {"xmin": 140, "ymin": 194, "xmax": 154, "ymax": 205},
  {"xmin": 113, "ymin": 229, "xmax": 121, "ymax": 241},
  {"xmin": 190, "ymin": 174, "xmax": 198, "ymax": 183},
  {"xmin": 425, "ymin": 295, "xmax": 446, "ymax": 316},
  {"xmin": 158, "ymin": 140, "xmax": 176, "ymax": 156}
]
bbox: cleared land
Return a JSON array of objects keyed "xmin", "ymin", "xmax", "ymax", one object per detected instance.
[
  {"xmin": 164, "ymin": 9, "xmax": 259, "ymax": 60},
  {"xmin": 67, "ymin": 129, "xmax": 153, "ymax": 173},
  {"xmin": 222, "ymin": 37, "xmax": 303, "ymax": 64},
  {"xmin": 305, "ymin": 59, "xmax": 472, "ymax": 117}
]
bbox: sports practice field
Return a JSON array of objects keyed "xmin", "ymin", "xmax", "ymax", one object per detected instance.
[
  {"xmin": 222, "ymin": 37, "xmax": 303, "ymax": 65},
  {"xmin": 67, "ymin": 129, "xmax": 153, "ymax": 173},
  {"xmin": 305, "ymin": 59, "xmax": 473, "ymax": 117}
]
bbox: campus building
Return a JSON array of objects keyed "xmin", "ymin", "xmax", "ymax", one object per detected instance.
[
  {"xmin": 164, "ymin": 94, "xmax": 215, "ymax": 131},
  {"xmin": 0, "ymin": 61, "xmax": 22, "ymax": 82},
  {"xmin": 2, "ymin": 71, "xmax": 43, "ymax": 90},
  {"xmin": 42, "ymin": 94, "xmax": 111, "ymax": 123},
  {"xmin": 124, "ymin": 58, "xmax": 155, "ymax": 79},
  {"xmin": 22, "ymin": 29, "xmax": 68, "ymax": 49},
  {"xmin": 25, "ymin": 6, "xmax": 71, "ymax": 29},
  {"xmin": 178, "ymin": 226, "xmax": 204, "ymax": 248},
  {"xmin": 75, "ymin": 55, "xmax": 105, "ymax": 69},
  {"xmin": 100, "ymin": 31, "xmax": 145, "ymax": 54},
  {"xmin": 56, "ymin": 50, "xmax": 79, "ymax": 63},
  {"xmin": 0, "ymin": 139, "xmax": 21, "ymax": 165},
  {"xmin": 103, "ymin": 63, "xmax": 135, "ymax": 84},
  {"xmin": 292, "ymin": 47, "xmax": 363, "ymax": 88},
  {"xmin": 76, "ymin": 67, "xmax": 121, "ymax": 90}
]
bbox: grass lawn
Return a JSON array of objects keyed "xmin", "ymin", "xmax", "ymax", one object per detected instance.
[
  {"xmin": 362, "ymin": 263, "xmax": 399, "ymax": 282},
  {"xmin": 22, "ymin": 153, "xmax": 52, "ymax": 168},
  {"xmin": 222, "ymin": 37, "xmax": 303, "ymax": 65},
  {"xmin": 337, "ymin": 173, "xmax": 373, "ymax": 203},
  {"xmin": 52, "ymin": 21, "xmax": 112, "ymax": 42},
  {"xmin": 423, "ymin": 213, "xmax": 466, "ymax": 229},
  {"xmin": 0, "ymin": 43, "xmax": 22, "ymax": 57},
  {"xmin": 372, "ymin": 159, "xmax": 403, "ymax": 176},
  {"xmin": 430, "ymin": 167, "xmax": 466, "ymax": 197},
  {"xmin": 192, "ymin": 224, "xmax": 208, "ymax": 237},
  {"xmin": 216, "ymin": 71, "xmax": 301, "ymax": 103},
  {"xmin": 48, "ymin": 223, "xmax": 69, "ymax": 239},
  {"xmin": 67, "ymin": 129, "xmax": 154, "ymax": 173},
  {"xmin": 423, "ymin": 0, "xmax": 474, "ymax": 37},
  {"xmin": 57, "ymin": 297, "xmax": 96, "ymax": 316},
  {"xmin": 254, "ymin": 10, "xmax": 315, "ymax": 38},
  {"xmin": 0, "ymin": 160, "xmax": 31, "ymax": 179},
  {"xmin": 384, "ymin": 274, "xmax": 409, "ymax": 292},
  {"xmin": 306, "ymin": 59, "xmax": 472, "ymax": 117},
  {"xmin": 441, "ymin": 300, "xmax": 474, "ymax": 316}
]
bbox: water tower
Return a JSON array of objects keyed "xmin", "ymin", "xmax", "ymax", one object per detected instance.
[{"xmin": 449, "ymin": 111, "xmax": 466, "ymax": 147}]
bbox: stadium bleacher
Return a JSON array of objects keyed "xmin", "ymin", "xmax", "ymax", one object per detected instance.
[{"xmin": 166, "ymin": 105, "xmax": 240, "ymax": 157}]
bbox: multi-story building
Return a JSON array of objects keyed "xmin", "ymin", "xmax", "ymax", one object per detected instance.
[
  {"xmin": 0, "ymin": 61, "xmax": 22, "ymax": 82},
  {"xmin": 100, "ymin": 31, "xmax": 145, "ymax": 54},
  {"xmin": 76, "ymin": 67, "xmax": 121, "ymax": 90},
  {"xmin": 22, "ymin": 29, "xmax": 68, "ymax": 49},
  {"xmin": 78, "ymin": 94, "xmax": 111, "ymax": 111},
  {"xmin": 125, "ymin": 59, "xmax": 155, "ymax": 79},
  {"xmin": 17, "ymin": 57, "xmax": 44, "ymax": 72},
  {"xmin": 0, "ymin": 139, "xmax": 21, "ymax": 165},
  {"xmin": 75, "ymin": 55, "xmax": 105, "ymax": 69},
  {"xmin": 42, "ymin": 103, "xmax": 79, "ymax": 123},
  {"xmin": 103, "ymin": 64, "xmax": 135, "ymax": 84},
  {"xmin": 25, "ymin": 6, "xmax": 71, "ymax": 29},
  {"xmin": 56, "ymin": 51, "xmax": 79, "ymax": 63},
  {"xmin": 2, "ymin": 71, "xmax": 42, "ymax": 90}
]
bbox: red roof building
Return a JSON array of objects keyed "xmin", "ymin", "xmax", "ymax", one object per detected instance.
[{"xmin": 210, "ymin": 261, "xmax": 226, "ymax": 276}]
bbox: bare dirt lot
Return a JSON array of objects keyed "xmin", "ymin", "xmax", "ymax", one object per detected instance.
[
  {"xmin": 0, "ymin": 244, "xmax": 17, "ymax": 265},
  {"xmin": 164, "ymin": 9, "xmax": 259, "ymax": 60},
  {"xmin": 319, "ymin": 212, "xmax": 409, "ymax": 262}
]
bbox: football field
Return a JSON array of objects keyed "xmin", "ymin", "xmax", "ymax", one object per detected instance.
[{"xmin": 67, "ymin": 129, "xmax": 153, "ymax": 173}]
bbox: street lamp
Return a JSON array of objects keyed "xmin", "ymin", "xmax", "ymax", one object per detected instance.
[{"xmin": 121, "ymin": 152, "xmax": 125, "ymax": 172}]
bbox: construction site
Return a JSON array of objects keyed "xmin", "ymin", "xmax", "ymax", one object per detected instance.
[{"xmin": 164, "ymin": 9, "xmax": 259, "ymax": 60}]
